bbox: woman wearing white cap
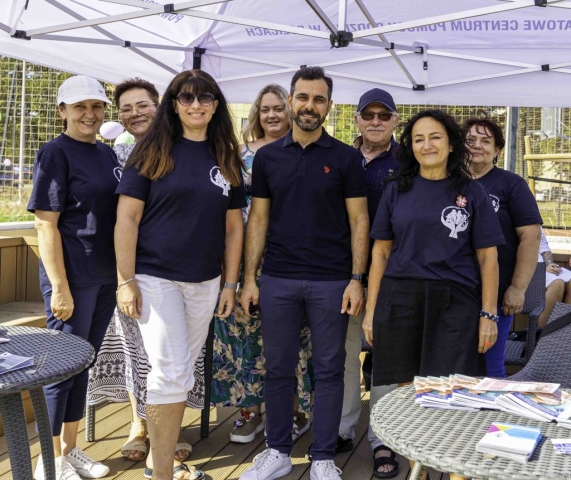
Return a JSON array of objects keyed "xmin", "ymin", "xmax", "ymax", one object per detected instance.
[{"xmin": 27, "ymin": 75, "xmax": 120, "ymax": 480}]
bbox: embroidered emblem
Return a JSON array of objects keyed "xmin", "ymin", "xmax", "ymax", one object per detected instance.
[
  {"xmin": 456, "ymin": 195, "xmax": 467, "ymax": 208},
  {"xmin": 324, "ymin": 165, "xmax": 330, "ymax": 174},
  {"xmin": 210, "ymin": 166, "xmax": 230, "ymax": 196},
  {"xmin": 441, "ymin": 206, "xmax": 470, "ymax": 239},
  {"xmin": 489, "ymin": 194, "xmax": 500, "ymax": 213},
  {"xmin": 113, "ymin": 167, "xmax": 122, "ymax": 182}
]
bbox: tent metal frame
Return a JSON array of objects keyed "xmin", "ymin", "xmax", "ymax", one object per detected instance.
[{"xmin": 7, "ymin": 0, "xmax": 571, "ymax": 92}]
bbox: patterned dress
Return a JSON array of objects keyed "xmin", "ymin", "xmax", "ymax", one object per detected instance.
[
  {"xmin": 210, "ymin": 146, "xmax": 313, "ymax": 414},
  {"xmin": 86, "ymin": 143, "xmax": 206, "ymax": 417}
]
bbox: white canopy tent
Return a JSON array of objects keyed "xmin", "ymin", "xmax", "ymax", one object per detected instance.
[{"xmin": 1, "ymin": 0, "xmax": 571, "ymax": 106}]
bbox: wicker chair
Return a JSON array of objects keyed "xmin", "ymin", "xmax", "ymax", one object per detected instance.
[
  {"xmin": 504, "ymin": 262, "xmax": 546, "ymax": 366},
  {"xmin": 508, "ymin": 302, "xmax": 571, "ymax": 388}
]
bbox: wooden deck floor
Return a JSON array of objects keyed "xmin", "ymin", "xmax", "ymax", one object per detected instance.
[{"xmin": 0, "ymin": 391, "xmax": 450, "ymax": 480}]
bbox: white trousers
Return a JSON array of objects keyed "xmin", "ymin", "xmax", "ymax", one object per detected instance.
[
  {"xmin": 136, "ymin": 273, "xmax": 220, "ymax": 404},
  {"xmin": 339, "ymin": 311, "xmax": 397, "ymax": 450}
]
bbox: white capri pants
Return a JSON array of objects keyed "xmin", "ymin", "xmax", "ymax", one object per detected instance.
[{"xmin": 136, "ymin": 273, "xmax": 220, "ymax": 404}]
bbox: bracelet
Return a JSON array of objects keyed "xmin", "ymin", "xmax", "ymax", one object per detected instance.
[
  {"xmin": 117, "ymin": 277, "xmax": 136, "ymax": 291},
  {"xmin": 223, "ymin": 282, "xmax": 238, "ymax": 291},
  {"xmin": 480, "ymin": 310, "xmax": 499, "ymax": 323}
]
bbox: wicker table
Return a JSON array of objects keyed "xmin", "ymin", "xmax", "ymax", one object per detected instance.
[
  {"xmin": 0, "ymin": 326, "xmax": 94, "ymax": 480},
  {"xmin": 371, "ymin": 384, "xmax": 571, "ymax": 480}
]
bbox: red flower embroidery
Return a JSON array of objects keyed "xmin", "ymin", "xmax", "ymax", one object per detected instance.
[
  {"xmin": 324, "ymin": 165, "xmax": 330, "ymax": 174},
  {"xmin": 456, "ymin": 195, "xmax": 467, "ymax": 208}
]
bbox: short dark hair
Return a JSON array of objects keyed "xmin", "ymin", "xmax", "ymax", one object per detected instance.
[
  {"xmin": 463, "ymin": 117, "xmax": 505, "ymax": 151},
  {"xmin": 396, "ymin": 109, "xmax": 471, "ymax": 193},
  {"xmin": 114, "ymin": 77, "xmax": 160, "ymax": 108},
  {"xmin": 290, "ymin": 66, "xmax": 333, "ymax": 100}
]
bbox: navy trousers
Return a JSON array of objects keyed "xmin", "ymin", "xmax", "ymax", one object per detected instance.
[
  {"xmin": 259, "ymin": 274, "xmax": 349, "ymax": 461},
  {"xmin": 41, "ymin": 280, "xmax": 116, "ymax": 436}
]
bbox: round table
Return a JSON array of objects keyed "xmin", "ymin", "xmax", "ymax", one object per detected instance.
[
  {"xmin": 0, "ymin": 326, "xmax": 94, "ymax": 480},
  {"xmin": 371, "ymin": 384, "xmax": 571, "ymax": 480}
]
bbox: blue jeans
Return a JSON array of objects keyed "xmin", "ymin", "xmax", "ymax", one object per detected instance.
[
  {"xmin": 484, "ymin": 308, "xmax": 513, "ymax": 378},
  {"xmin": 41, "ymin": 280, "xmax": 116, "ymax": 436},
  {"xmin": 259, "ymin": 274, "xmax": 349, "ymax": 461}
]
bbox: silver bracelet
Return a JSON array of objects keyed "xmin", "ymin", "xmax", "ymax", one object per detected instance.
[{"xmin": 117, "ymin": 277, "xmax": 136, "ymax": 292}]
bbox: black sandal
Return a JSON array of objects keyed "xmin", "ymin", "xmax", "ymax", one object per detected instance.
[{"xmin": 373, "ymin": 445, "xmax": 399, "ymax": 479}]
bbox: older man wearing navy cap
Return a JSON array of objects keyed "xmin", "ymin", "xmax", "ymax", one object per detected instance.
[{"xmin": 337, "ymin": 88, "xmax": 401, "ymax": 479}]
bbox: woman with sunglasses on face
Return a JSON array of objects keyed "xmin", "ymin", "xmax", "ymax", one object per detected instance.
[
  {"xmin": 210, "ymin": 84, "xmax": 313, "ymax": 444},
  {"xmin": 115, "ymin": 70, "xmax": 246, "ymax": 480},
  {"xmin": 88, "ymin": 78, "xmax": 200, "ymax": 468},
  {"xmin": 465, "ymin": 117, "xmax": 542, "ymax": 377}
]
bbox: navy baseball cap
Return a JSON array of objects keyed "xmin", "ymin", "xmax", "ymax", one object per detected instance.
[{"xmin": 357, "ymin": 88, "xmax": 397, "ymax": 113}]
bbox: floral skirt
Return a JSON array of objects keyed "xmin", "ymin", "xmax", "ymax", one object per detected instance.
[
  {"xmin": 210, "ymin": 289, "xmax": 313, "ymax": 415},
  {"xmin": 86, "ymin": 308, "xmax": 205, "ymax": 418}
]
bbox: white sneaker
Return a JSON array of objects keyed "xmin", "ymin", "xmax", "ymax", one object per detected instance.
[
  {"xmin": 239, "ymin": 448, "xmax": 292, "ymax": 480},
  {"xmin": 65, "ymin": 447, "xmax": 110, "ymax": 479},
  {"xmin": 310, "ymin": 459, "xmax": 342, "ymax": 480},
  {"xmin": 34, "ymin": 455, "xmax": 81, "ymax": 480}
]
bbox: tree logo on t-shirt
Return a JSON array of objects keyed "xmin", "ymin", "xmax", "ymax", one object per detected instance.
[
  {"xmin": 113, "ymin": 167, "xmax": 122, "ymax": 182},
  {"xmin": 489, "ymin": 194, "xmax": 500, "ymax": 213},
  {"xmin": 210, "ymin": 166, "xmax": 230, "ymax": 196},
  {"xmin": 441, "ymin": 206, "xmax": 470, "ymax": 239}
]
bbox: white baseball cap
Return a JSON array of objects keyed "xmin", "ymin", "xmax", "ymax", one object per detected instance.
[{"xmin": 57, "ymin": 75, "xmax": 111, "ymax": 105}]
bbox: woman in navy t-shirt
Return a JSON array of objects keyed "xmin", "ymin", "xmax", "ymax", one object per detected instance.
[
  {"xmin": 465, "ymin": 118, "xmax": 542, "ymax": 377},
  {"xmin": 27, "ymin": 75, "xmax": 119, "ymax": 480},
  {"xmin": 115, "ymin": 70, "xmax": 246, "ymax": 480},
  {"xmin": 363, "ymin": 110, "xmax": 504, "ymax": 386}
]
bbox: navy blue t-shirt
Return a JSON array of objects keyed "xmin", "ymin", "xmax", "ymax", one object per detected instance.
[
  {"xmin": 117, "ymin": 138, "xmax": 247, "ymax": 283},
  {"xmin": 476, "ymin": 167, "xmax": 543, "ymax": 301},
  {"xmin": 252, "ymin": 129, "xmax": 367, "ymax": 281},
  {"xmin": 27, "ymin": 134, "xmax": 120, "ymax": 287},
  {"xmin": 359, "ymin": 138, "xmax": 400, "ymax": 224},
  {"xmin": 371, "ymin": 175, "xmax": 505, "ymax": 289}
]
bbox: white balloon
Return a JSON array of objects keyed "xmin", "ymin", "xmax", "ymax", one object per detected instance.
[{"xmin": 99, "ymin": 121, "xmax": 124, "ymax": 140}]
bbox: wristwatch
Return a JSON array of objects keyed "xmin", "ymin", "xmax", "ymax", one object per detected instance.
[
  {"xmin": 223, "ymin": 282, "xmax": 239, "ymax": 292},
  {"xmin": 351, "ymin": 273, "xmax": 366, "ymax": 284}
]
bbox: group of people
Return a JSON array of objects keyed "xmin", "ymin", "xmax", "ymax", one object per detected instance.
[{"xmin": 27, "ymin": 64, "xmax": 543, "ymax": 480}]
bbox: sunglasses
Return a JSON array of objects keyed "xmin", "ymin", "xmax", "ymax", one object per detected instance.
[
  {"xmin": 176, "ymin": 92, "xmax": 216, "ymax": 107},
  {"xmin": 359, "ymin": 111, "xmax": 395, "ymax": 122}
]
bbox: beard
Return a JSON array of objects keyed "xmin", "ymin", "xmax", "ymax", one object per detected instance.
[{"xmin": 293, "ymin": 108, "xmax": 325, "ymax": 132}]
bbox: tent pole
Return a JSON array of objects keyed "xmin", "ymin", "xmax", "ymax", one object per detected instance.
[
  {"xmin": 0, "ymin": 62, "xmax": 19, "ymax": 165},
  {"xmin": 193, "ymin": 48, "xmax": 205, "ymax": 70},
  {"xmin": 18, "ymin": 60, "xmax": 26, "ymax": 204},
  {"xmin": 504, "ymin": 107, "xmax": 518, "ymax": 173}
]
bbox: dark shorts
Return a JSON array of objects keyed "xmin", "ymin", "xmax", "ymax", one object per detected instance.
[{"xmin": 372, "ymin": 277, "xmax": 486, "ymax": 386}]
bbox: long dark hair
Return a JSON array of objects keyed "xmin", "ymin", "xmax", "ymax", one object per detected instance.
[
  {"xmin": 127, "ymin": 70, "xmax": 244, "ymax": 185},
  {"xmin": 396, "ymin": 109, "xmax": 471, "ymax": 193}
]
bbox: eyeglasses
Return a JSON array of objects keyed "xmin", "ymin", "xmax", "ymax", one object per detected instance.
[
  {"xmin": 119, "ymin": 102, "xmax": 156, "ymax": 117},
  {"xmin": 176, "ymin": 92, "xmax": 216, "ymax": 107},
  {"xmin": 358, "ymin": 111, "xmax": 396, "ymax": 122}
]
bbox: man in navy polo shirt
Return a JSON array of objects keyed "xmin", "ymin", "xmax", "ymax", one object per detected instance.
[
  {"xmin": 338, "ymin": 88, "xmax": 402, "ymax": 479},
  {"xmin": 240, "ymin": 66, "xmax": 369, "ymax": 480}
]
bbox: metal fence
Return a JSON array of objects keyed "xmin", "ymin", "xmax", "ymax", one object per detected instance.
[{"xmin": 1, "ymin": 56, "xmax": 570, "ymax": 226}]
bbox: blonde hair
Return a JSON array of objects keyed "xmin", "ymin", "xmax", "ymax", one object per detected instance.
[{"xmin": 242, "ymin": 84, "xmax": 291, "ymax": 144}]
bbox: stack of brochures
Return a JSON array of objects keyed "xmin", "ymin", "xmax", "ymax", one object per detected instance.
[
  {"xmin": 476, "ymin": 422, "xmax": 542, "ymax": 463},
  {"xmin": 557, "ymin": 404, "xmax": 571, "ymax": 430},
  {"xmin": 414, "ymin": 375, "xmax": 571, "ymax": 423},
  {"xmin": 0, "ymin": 351, "xmax": 34, "ymax": 374},
  {"xmin": 496, "ymin": 390, "xmax": 571, "ymax": 422}
]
